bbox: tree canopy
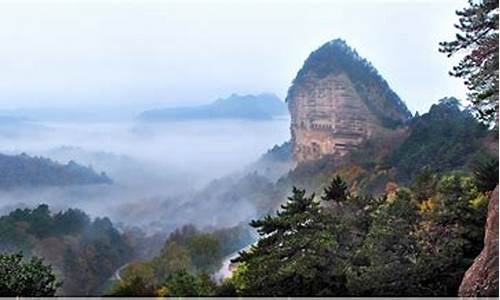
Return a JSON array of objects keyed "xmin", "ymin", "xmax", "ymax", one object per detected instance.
[
  {"xmin": 228, "ymin": 173, "xmax": 490, "ymax": 296},
  {"xmin": 440, "ymin": 0, "xmax": 499, "ymax": 126},
  {"xmin": 0, "ymin": 252, "xmax": 60, "ymax": 296}
]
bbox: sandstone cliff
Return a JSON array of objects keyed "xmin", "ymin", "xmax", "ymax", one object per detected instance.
[
  {"xmin": 458, "ymin": 185, "xmax": 499, "ymax": 297},
  {"xmin": 287, "ymin": 39, "xmax": 411, "ymax": 162}
]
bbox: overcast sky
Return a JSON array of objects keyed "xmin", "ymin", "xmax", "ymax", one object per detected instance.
[{"xmin": 0, "ymin": 0, "xmax": 468, "ymax": 114}]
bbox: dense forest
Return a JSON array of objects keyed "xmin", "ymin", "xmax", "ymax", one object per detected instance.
[
  {"xmin": 389, "ymin": 97, "xmax": 492, "ymax": 181},
  {"xmin": 282, "ymin": 98, "xmax": 496, "ymax": 195},
  {"xmin": 38, "ymin": 95, "xmax": 491, "ymax": 297},
  {"xmin": 0, "ymin": 204, "xmax": 254, "ymax": 296},
  {"xmin": 0, "ymin": 0, "xmax": 498, "ymax": 297},
  {"xmin": 107, "ymin": 224, "xmax": 253, "ymax": 296},
  {"xmin": 227, "ymin": 170, "xmax": 493, "ymax": 296},
  {"xmin": 0, "ymin": 205, "xmax": 131, "ymax": 295},
  {"xmin": 0, "ymin": 153, "xmax": 111, "ymax": 189},
  {"xmin": 13, "ymin": 158, "xmax": 491, "ymax": 296}
]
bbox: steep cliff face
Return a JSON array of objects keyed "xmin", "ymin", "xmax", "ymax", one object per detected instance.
[
  {"xmin": 287, "ymin": 39, "xmax": 411, "ymax": 162},
  {"xmin": 458, "ymin": 185, "xmax": 499, "ymax": 297}
]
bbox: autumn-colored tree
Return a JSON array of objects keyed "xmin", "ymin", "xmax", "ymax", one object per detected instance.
[{"xmin": 440, "ymin": 0, "xmax": 499, "ymax": 126}]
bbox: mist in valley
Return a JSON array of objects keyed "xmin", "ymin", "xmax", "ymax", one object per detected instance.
[
  {"xmin": 1, "ymin": 0, "xmax": 491, "ymax": 296},
  {"xmin": 0, "ymin": 116, "xmax": 290, "ymax": 234},
  {"xmin": 0, "ymin": 0, "xmax": 467, "ymax": 236}
]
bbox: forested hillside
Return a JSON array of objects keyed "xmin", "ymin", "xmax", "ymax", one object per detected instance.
[
  {"xmin": 389, "ymin": 97, "xmax": 490, "ymax": 181},
  {"xmin": 107, "ymin": 224, "xmax": 254, "ymax": 296},
  {"xmin": 0, "ymin": 153, "xmax": 111, "ymax": 189},
  {"xmin": 94, "ymin": 94, "xmax": 498, "ymax": 297},
  {"xmin": 282, "ymin": 98, "xmax": 495, "ymax": 195},
  {"xmin": 0, "ymin": 205, "xmax": 132, "ymax": 295},
  {"xmin": 229, "ymin": 171, "xmax": 492, "ymax": 296},
  {"xmin": 1, "ymin": 0, "xmax": 497, "ymax": 296}
]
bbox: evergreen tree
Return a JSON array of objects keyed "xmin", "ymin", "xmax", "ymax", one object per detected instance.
[
  {"xmin": 471, "ymin": 152, "xmax": 499, "ymax": 192},
  {"xmin": 233, "ymin": 187, "xmax": 346, "ymax": 296},
  {"xmin": 321, "ymin": 175, "xmax": 350, "ymax": 202},
  {"xmin": 186, "ymin": 233, "xmax": 221, "ymax": 273},
  {"xmin": 440, "ymin": 0, "xmax": 499, "ymax": 126},
  {"xmin": 161, "ymin": 270, "xmax": 216, "ymax": 297},
  {"xmin": 411, "ymin": 166, "xmax": 439, "ymax": 202},
  {"xmin": 413, "ymin": 173, "xmax": 489, "ymax": 295},
  {"xmin": 0, "ymin": 252, "xmax": 61, "ymax": 296},
  {"xmin": 346, "ymin": 189, "xmax": 420, "ymax": 296}
]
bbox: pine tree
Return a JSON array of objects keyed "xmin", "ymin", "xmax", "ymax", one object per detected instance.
[
  {"xmin": 346, "ymin": 189, "xmax": 420, "ymax": 296},
  {"xmin": 471, "ymin": 152, "xmax": 499, "ymax": 192},
  {"xmin": 232, "ymin": 187, "xmax": 346, "ymax": 296},
  {"xmin": 439, "ymin": 0, "xmax": 499, "ymax": 126},
  {"xmin": 321, "ymin": 175, "xmax": 350, "ymax": 203}
]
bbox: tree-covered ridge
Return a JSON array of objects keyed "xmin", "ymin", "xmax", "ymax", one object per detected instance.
[
  {"xmin": 227, "ymin": 173, "xmax": 491, "ymax": 296},
  {"xmin": 85, "ymin": 166, "xmax": 495, "ymax": 296},
  {"xmin": 287, "ymin": 38, "xmax": 411, "ymax": 127},
  {"xmin": 0, "ymin": 204, "xmax": 132, "ymax": 295},
  {"xmin": 260, "ymin": 141, "xmax": 292, "ymax": 163},
  {"xmin": 107, "ymin": 224, "xmax": 254, "ymax": 296},
  {"xmin": 0, "ymin": 153, "xmax": 112, "ymax": 189},
  {"xmin": 280, "ymin": 97, "xmax": 496, "ymax": 195},
  {"xmin": 388, "ymin": 97, "xmax": 491, "ymax": 181}
]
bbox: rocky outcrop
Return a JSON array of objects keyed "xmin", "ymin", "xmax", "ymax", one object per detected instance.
[
  {"xmin": 458, "ymin": 185, "xmax": 499, "ymax": 296},
  {"xmin": 289, "ymin": 72, "xmax": 381, "ymax": 161},
  {"xmin": 287, "ymin": 39, "xmax": 411, "ymax": 163}
]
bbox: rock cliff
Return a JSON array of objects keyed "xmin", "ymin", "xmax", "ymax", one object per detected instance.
[
  {"xmin": 458, "ymin": 185, "xmax": 499, "ymax": 297},
  {"xmin": 287, "ymin": 39, "xmax": 411, "ymax": 162}
]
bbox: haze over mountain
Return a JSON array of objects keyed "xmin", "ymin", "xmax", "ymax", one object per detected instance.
[
  {"xmin": 0, "ymin": 153, "xmax": 111, "ymax": 189},
  {"xmin": 0, "ymin": 1, "xmax": 468, "ymax": 114},
  {"xmin": 0, "ymin": 0, "xmax": 497, "ymax": 296},
  {"xmin": 138, "ymin": 93, "xmax": 287, "ymax": 122},
  {"xmin": 0, "ymin": 115, "xmax": 44, "ymax": 138}
]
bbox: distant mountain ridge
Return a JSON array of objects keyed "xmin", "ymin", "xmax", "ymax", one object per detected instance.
[
  {"xmin": 0, "ymin": 115, "xmax": 43, "ymax": 138},
  {"xmin": 138, "ymin": 93, "xmax": 287, "ymax": 121},
  {"xmin": 0, "ymin": 153, "xmax": 112, "ymax": 189}
]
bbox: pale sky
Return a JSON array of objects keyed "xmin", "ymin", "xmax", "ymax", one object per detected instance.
[{"xmin": 0, "ymin": 0, "xmax": 468, "ymax": 114}]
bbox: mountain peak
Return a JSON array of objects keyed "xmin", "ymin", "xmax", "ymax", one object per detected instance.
[
  {"xmin": 287, "ymin": 39, "xmax": 412, "ymax": 162},
  {"xmin": 288, "ymin": 39, "xmax": 411, "ymax": 126}
]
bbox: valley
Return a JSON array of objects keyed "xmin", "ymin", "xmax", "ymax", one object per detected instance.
[{"xmin": 0, "ymin": 0, "xmax": 498, "ymax": 297}]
